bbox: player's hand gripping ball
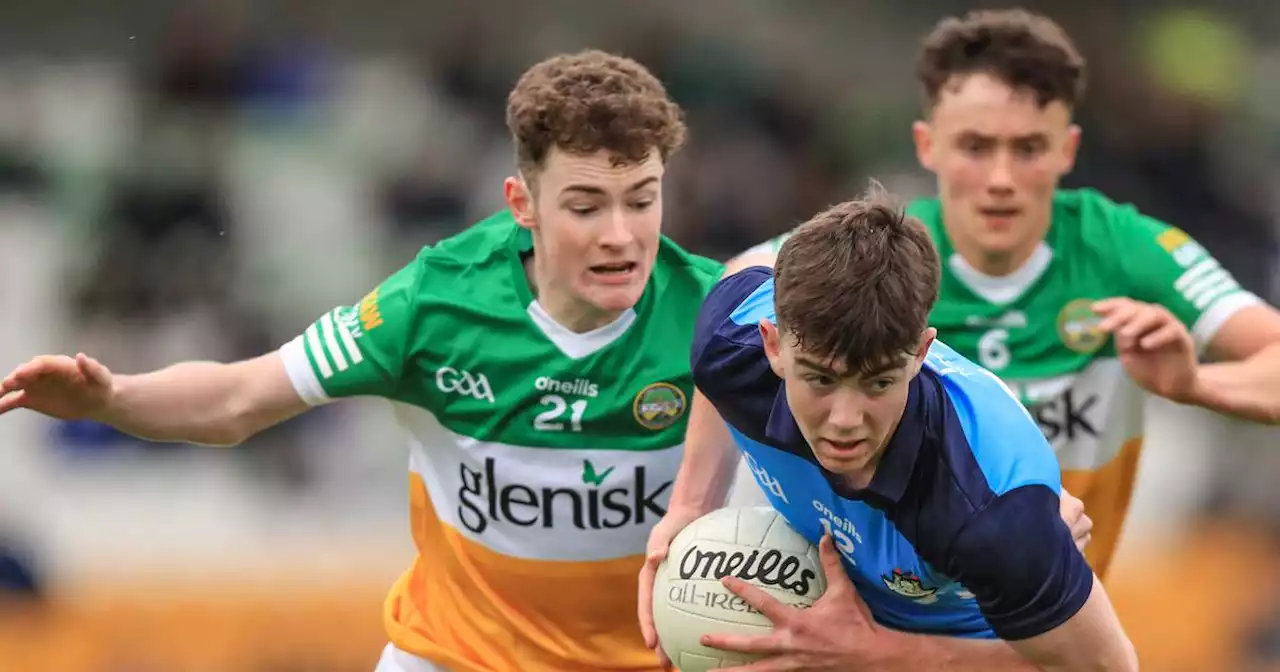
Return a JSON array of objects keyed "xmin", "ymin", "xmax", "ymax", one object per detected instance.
[{"xmin": 651, "ymin": 507, "xmax": 827, "ymax": 671}]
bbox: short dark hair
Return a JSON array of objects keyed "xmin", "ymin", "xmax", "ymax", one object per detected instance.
[
  {"xmin": 918, "ymin": 9, "xmax": 1086, "ymax": 110},
  {"xmin": 505, "ymin": 49, "xmax": 686, "ymax": 177},
  {"xmin": 773, "ymin": 184, "xmax": 940, "ymax": 375}
]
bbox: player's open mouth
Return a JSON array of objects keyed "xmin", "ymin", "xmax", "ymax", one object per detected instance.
[
  {"xmin": 589, "ymin": 262, "xmax": 637, "ymax": 275},
  {"xmin": 979, "ymin": 207, "xmax": 1021, "ymax": 219},
  {"xmin": 821, "ymin": 438, "xmax": 867, "ymax": 453}
]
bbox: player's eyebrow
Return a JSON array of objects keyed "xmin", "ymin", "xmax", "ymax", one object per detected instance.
[
  {"xmin": 1011, "ymin": 132, "xmax": 1050, "ymax": 145},
  {"xmin": 861, "ymin": 362, "xmax": 905, "ymax": 377},
  {"xmin": 796, "ymin": 355, "xmax": 902, "ymax": 379},
  {"xmin": 794, "ymin": 357, "xmax": 848, "ymax": 378},
  {"xmin": 561, "ymin": 176, "xmax": 659, "ymax": 196},
  {"xmin": 957, "ymin": 130, "xmax": 1049, "ymax": 145}
]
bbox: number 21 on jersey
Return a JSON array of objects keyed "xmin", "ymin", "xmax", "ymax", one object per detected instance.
[{"xmin": 534, "ymin": 395, "xmax": 588, "ymax": 432}]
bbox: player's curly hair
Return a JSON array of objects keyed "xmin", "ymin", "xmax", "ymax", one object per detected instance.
[
  {"xmin": 773, "ymin": 183, "xmax": 940, "ymax": 375},
  {"xmin": 918, "ymin": 9, "xmax": 1086, "ymax": 110},
  {"xmin": 506, "ymin": 50, "xmax": 686, "ymax": 177}
]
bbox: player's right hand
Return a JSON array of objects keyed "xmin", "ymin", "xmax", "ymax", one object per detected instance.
[
  {"xmin": 0, "ymin": 353, "xmax": 114, "ymax": 420},
  {"xmin": 639, "ymin": 505, "xmax": 707, "ymax": 669}
]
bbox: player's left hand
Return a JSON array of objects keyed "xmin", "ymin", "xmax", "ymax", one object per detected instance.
[
  {"xmin": 702, "ymin": 534, "xmax": 897, "ymax": 671},
  {"xmin": 1061, "ymin": 489, "xmax": 1092, "ymax": 552},
  {"xmin": 1093, "ymin": 298, "xmax": 1199, "ymax": 403}
]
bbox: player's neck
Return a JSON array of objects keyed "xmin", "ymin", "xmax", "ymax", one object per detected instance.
[
  {"xmin": 523, "ymin": 255, "xmax": 625, "ymax": 333},
  {"xmin": 950, "ymin": 237, "xmax": 1041, "ymax": 277}
]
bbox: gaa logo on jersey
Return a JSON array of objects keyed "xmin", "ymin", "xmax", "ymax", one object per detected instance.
[
  {"xmin": 1056, "ymin": 299, "xmax": 1107, "ymax": 354},
  {"xmin": 436, "ymin": 366, "xmax": 496, "ymax": 404},
  {"xmin": 633, "ymin": 382, "xmax": 688, "ymax": 430}
]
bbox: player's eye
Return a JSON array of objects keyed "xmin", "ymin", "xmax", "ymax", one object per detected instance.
[
  {"xmin": 868, "ymin": 378, "xmax": 895, "ymax": 393},
  {"xmin": 1013, "ymin": 141, "xmax": 1047, "ymax": 159},
  {"xmin": 567, "ymin": 204, "xmax": 598, "ymax": 216},
  {"xmin": 803, "ymin": 374, "xmax": 835, "ymax": 388},
  {"xmin": 958, "ymin": 137, "xmax": 993, "ymax": 156},
  {"xmin": 629, "ymin": 199, "xmax": 655, "ymax": 211}
]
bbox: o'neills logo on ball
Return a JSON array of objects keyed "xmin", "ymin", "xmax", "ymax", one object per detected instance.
[{"xmin": 677, "ymin": 544, "xmax": 817, "ymax": 596}]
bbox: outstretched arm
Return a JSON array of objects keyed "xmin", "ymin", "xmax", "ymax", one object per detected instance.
[
  {"xmin": 104, "ymin": 353, "xmax": 306, "ymax": 444},
  {"xmin": 667, "ymin": 247, "xmax": 777, "ymax": 513},
  {"xmin": 1192, "ymin": 305, "xmax": 1280, "ymax": 424},
  {"xmin": 2, "ymin": 258, "xmax": 425, "ymax": 446},
  {"xmin": 1, "ymin": 352, "xmax": 307, "ymax": 446},
  {"xmin": 1108, "ymin": 212, "xmax": 1280, "ymax": 424},
  {"xmin": 1094, "ymin": 299, "xmax": 1280, "ymax": 425}
]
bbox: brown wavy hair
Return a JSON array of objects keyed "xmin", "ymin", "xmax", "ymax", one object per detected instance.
[
  {"xmin": 774, "ymin": 183, "xmax": 940, "ymax": 374},
  {"xmin": 918, "ymin": 9, "xmax": 1086, "ymax": 110},
  {"xmin": 506, "ymin": 49, "xmax": 686, "ymax": 177}
]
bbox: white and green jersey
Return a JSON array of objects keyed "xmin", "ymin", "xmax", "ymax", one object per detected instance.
[
  {"xmin": 278, "ymin": 210, "xmax": 724, "ymax": 672},
  {"xmin": 745, "ymin": 188, "xmax": 1259, "ymax": 577}
]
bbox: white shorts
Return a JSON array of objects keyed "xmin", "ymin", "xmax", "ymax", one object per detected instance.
[{"xmin": 373, "ymin": 643, "xmax": 450, "ymax": 672}]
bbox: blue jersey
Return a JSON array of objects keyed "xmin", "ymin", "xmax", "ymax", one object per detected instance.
[{"xmin": 691, "ymin": 267, "xmax": 1093, "ymax": 640}]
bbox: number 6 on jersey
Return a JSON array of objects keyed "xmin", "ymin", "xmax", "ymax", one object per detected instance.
[{"xmin": 977, "ymin": 328, "xmax": 1011, "ymax": 371}]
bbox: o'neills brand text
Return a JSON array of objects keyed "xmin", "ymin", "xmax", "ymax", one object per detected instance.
[
  {"xmin": 535, "ymin": 376, "xmax": 599, "ymax": 398},
  {"xmin": 677, "ymin": 545, "xmax": 817, "ymax": 596},
  {"xmin": 457, "ymin": 458, "xmax": 670, "ymax": 534}
]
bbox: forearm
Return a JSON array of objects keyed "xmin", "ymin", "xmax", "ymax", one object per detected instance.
[
  {"xmin": 669, "ymin": 247, "xmax": 775, "ymax": 510},
  {"xmin": 1191, "ymin": 342, "xmax": 1280, "ymax": 424},
  {"xmin": 877, "ymin": 629, "xmax": 1036, "ymax": 671},
  {"xmin": 669, "ymin": 390, "xmax": 740, "ymax": 512},
  {"xmin": 100, "ymin": 356, "xmax": 302, "ymax": 446}
]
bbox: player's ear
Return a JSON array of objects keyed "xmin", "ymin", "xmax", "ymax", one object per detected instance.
[
  {"xmin": 760, "ymin": 320, "xmax": 785, "ymax": 377},
  {"xmin": 505, "ymin": 174, "xmax": 537, "ymax": 230},
  {"xmin": 913, "ymin": 327, "xmax": 937, "ymax": 374},
  {"xmin": 911, "ymin": 120, "xmax": 935, "ymax": 171},
  {"xmin": 1061, "ymin": 124, "xmax": 1082, "ymax": 173}
]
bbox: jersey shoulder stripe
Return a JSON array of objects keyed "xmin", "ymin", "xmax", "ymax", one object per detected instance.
[
  {"xmin": 923, "ymin": 342, "xmax": 1061, "ymax": 496},
  {"xmin": 691, "ymin": 267, "xmax": 779, "ymax": 441}
]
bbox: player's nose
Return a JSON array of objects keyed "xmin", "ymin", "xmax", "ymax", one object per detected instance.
[
  {"xmin": 826, "ymin": 393, "xmax": 867, "ymax": 432},
  {"xmin": 986, "ymin": 151, "xmax": 1016, "ymax": 192},
  {"xmin": 598, "ymin": 207, "xmax": 635, "ymax": 248}
]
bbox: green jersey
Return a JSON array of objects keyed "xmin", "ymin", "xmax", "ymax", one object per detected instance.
[
  {"xmin": 279, "ymin": 210, "xmax": 724, "ymax": 672},
  {"xmin": 915, "ymin": 189, "xmax": 1256, "ymax": 453}
]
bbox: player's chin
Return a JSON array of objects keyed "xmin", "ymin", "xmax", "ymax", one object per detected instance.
[
  {"xmin": 583, "ymin": 281, "xmax": 647, "ymax": 313},
  {"xmin": 976, "ymin": 229, "xmax": 1031, "ymax": 254},
  {"xmin": 812, "ymin": 446, "xmax": 874, "ymax": 474},
  {"xmin": 586, "ymin": 273, "xmax": 650, "ymax": 311}
]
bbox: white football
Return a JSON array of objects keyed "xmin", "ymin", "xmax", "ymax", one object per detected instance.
[{"xmin": 652, "ymin": 506, "xmax": 826, "ymax": 671}]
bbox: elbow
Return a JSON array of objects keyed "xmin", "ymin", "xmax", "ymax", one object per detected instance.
[
  {"xmin": 1118, "ymin": 637, "xmax": 1139, "ymax": 672},
  {"xmin": 208, "ymin": 427, "xmax": 251, "ymax": 447},
  {"xmin": 1085, "ymin": 637, "xmax": 1138, "ymax": 672},
  {"xmin": 194, "ymin": 424, "xmax": 250, "ymax": 448},
  {"xmin": 1033, "ymin": 632, "xmax": 1139, "ymax": 672},
  {"xmin": 1038, "ymin": 645, "xmax": 1138, "ymax": 672},
  {"xmin": 209, "ymin": 394, "xmax": 257, "ymax": 447}
]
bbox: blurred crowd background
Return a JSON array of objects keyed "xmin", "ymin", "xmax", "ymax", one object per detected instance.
[{"xmin": 1, "ymin": 1, "xmax": 1280, "ymax": 670}]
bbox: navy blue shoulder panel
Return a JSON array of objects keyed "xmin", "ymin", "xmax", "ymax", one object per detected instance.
[{"xmin": 690, "ymin": 266, "xmax": 780, "ymax": 444}]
